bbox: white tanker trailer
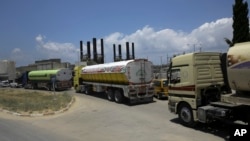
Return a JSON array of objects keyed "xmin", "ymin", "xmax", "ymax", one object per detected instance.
[{"xmin": 74, "ymin": 59, "xmax": 154, "ymax": 104}]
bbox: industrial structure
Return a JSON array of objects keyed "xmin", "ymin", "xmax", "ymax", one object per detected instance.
[
  {"xmin": 0, "ymin": 60, "xmax": 16, "ymax": 82},
  {"xmin": 79, "ymin": 38, "xmax": 104, "ymax": 64},
  {"xmin": 113, "ymin": 42, "xmax": 135, "ymax": 62},
  {"xmin": 16, "ymin": 58, "xmax": 72, "ymax": 76}
]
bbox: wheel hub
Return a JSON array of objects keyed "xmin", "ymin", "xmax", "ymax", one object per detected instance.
[{"xmin": 181, "ymin": 108, "xmax": 191, "ymax": 122}]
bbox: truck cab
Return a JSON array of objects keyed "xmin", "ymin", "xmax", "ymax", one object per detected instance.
[
  {"xmin": 152, "ymin": 79, "xmax": 168, "ymax": 99},
  {"xmin": 73, "ymin": 65, "xmax": 84, "ymax": 93},
  {"xmin": 168, "ymin": 45, "xmax": 250, "ymax": 126},
  {"xmin": 168, "ymin": 52, "xmax": 224, "ymax": 126}
]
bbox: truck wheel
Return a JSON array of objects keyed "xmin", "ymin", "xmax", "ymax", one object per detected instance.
[
  {"xmin": 114, "ymin": 89, "xmax": 124, "ymax": 103},
  {"xmin": 31, "ymin": 84, "xmax": 34, "ymax": 89},
  {"xmin": 85, "ymin": 87, "xmax": 91, "ymax": 95},
  {"xmin": 80, "ymin": 86, "xmax": 85, "ymax": 93},
  {"xmin": 48, "ymin": 85, "xmax": 52, "ymax": 91},
  {"xmin": 178, "ymin": 103, "xmax": 195, "ymax": 127},
  {"xmin": 107, "ymin": 89, "xmax": 114, "ymax": 101},
  {"xmin": 157, "ymin": 93, "xmax": 161, "ymax": 99},
  {"xmin": 74, "ymin": 85, "xmax": 79, "ymax": 93}
]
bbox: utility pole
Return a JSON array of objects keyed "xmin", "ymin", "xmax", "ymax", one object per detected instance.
[
  {"xmin": 187, "ymin": 43, "xmax": 201, "ymax": 52},
  {"xmin": 160, "ymin": 56, "xmax": 162, "ymax": 79}
]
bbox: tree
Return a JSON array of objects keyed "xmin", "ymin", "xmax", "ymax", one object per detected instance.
[{"xmin": 225, "ymin": 0, "xmax": 250, "ymax": 47}]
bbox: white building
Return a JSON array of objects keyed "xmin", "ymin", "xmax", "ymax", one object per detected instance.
[{"xmin": 0, "ymin": 60, "xmax": 16, "ymax": 81}]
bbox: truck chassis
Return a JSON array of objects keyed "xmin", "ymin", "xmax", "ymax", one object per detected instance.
[{"xmin": 76, "ymin": 81, "xmax": 154, "ymax": 104}]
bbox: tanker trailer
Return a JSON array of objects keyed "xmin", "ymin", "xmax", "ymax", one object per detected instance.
[
  {"xmin": 74, "ymin": 59, "xmax": 154, "ymax": 104},
  {"xmin": 25, "ymin": 68, "xmax": 72, "ymax": 90}
]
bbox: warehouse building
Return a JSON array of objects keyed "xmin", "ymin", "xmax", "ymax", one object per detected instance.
[{"xmin": 16, "ymin": 58, "xmax": 73, "ymax": 75}]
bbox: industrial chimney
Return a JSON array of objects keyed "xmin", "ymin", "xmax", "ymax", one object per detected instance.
[
  {"xmin": 87, "ymin": 41, "xmax": 91, "ymax": 60},
  {"xmin": 80, "ymin": 40, "xmax": 83, "ymax": 61},
  {"xmin": 101, "ymin": 38, "xmax": 104, "ymax": 63},
  {"xmin": 93, "ymin": 38, "xmax": 97, "ymax": 62},
  {"xmin": 132, "ymin": 42, "xmax": 135, "ymax": 59},
  {"xmin": 118, "ymin": 44, "xmax": 122, "ymax": 60},
  {"xmin": 113, "ymin": 44, "xmax": 116, "ymax": 62},
  {"xmin": 126, "ymin": 42, "xmax": 130, "ymax": 60}
]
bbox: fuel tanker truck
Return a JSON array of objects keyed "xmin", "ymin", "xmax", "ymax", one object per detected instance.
[
  {"xmin": 168, "ymin": 42, "xmax": 250, "ymax": 126},
  {"xmin": 23, "ymin": 68, "xmax": 72, "ymax": 90},
  {"xmin": 73, "ymin": 59, "xmax": 154, "ymax": 104}
]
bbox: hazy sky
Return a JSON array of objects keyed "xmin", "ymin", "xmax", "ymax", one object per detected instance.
[{"xmin": 0, "ymin": 0, "xmax": 241, "ymax": 66}]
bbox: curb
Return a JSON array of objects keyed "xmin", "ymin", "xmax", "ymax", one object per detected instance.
[{"xmin": 0, "ymin": 97, "xmax": 75, "ymax": 117}]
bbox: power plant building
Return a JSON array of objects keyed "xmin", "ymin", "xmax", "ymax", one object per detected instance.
[{"xmin": 16, "ymin": 58, "xmax": 73, "ymax": 79}]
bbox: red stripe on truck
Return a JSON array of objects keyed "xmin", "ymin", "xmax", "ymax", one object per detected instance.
[{"xmin": 169, "ymin": 85, "xmax": 195, "ymax": 91}]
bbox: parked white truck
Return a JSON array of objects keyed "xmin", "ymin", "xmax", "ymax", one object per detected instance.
[
  {"xmin": 168, "ymin": 42, "xmax": 250, "ymax": 126},
  {"xmin": 74, "ymin": 59, "xmax": 154, "ymax": 104}
]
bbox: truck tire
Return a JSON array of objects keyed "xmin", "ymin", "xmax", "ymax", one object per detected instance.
[
  {"xmin": 178, "ymin": 103, "xmax": 195, "ymax": 127},
  {"xmin": 48, "ymin": 84, "xmax": 52, "ymax": 91},
  {"xmin": 85, "ymin": 87, "xmax": 91, "ymax": 95},
  {"xmin": 114, "ymin": 89, "xmax": 124, "ymax": 103},
  {"xmin": 107, "ymin": 89, "xmax": 114, "ymax": 101},
  {"xmin": 31, "ymin": 84, "xmax": 34, "ymax": 89},
  {"xmin": 74, "ymin": 85, "xmax": 80, "ymax": 93},
  {"xmin": 157, "ymin": 93, "xmax": 162, "ymax": 99}
]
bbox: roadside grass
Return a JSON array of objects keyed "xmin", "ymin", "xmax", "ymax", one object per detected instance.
[{"xmin": 0, "ymin": 88, "xmax": 73, "ymax": 114}]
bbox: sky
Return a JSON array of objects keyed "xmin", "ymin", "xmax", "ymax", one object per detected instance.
[{"xmin": 0, "ymin": 0, "xmax": 244, "ymax": 67}]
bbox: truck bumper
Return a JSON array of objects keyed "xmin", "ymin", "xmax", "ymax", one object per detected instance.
[
  {"xmin": 129, "ymin": 96, "xmax": 153, "ymax": 104},
  {"xmin": 127, "ymin": 84, "xmax": 154, "ymax": 103},
  {"xmin": 157, "ymin": 92, "xmax": 168, "ymax": 98}
]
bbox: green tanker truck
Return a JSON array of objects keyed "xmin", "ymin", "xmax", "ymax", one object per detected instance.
[{"xmin": 24, "ymin": 68, "xmax": 72, "ymax": 90}]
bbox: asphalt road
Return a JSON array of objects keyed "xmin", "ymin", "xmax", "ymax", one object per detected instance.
[{"xmin": 0, "ymin": 89, "xmax": 230, "ymax": 141}]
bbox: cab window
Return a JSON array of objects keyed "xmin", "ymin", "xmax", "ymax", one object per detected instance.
[
  {"xmin": 170, "ymin": 69, "xmax": 180, "ymax": 84},
  {"xmin": 153, "ymin": 81, "xmax": 161, "ymax": 87},
  {"xmin": 162, "ymin": 80, "xmax": 168, "ymax": 86}
]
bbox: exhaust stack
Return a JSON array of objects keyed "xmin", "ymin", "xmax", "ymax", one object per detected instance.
[
  {"xmin": 101, "ymin": 38, "xmax": 104, "ymax": 63},
  {"xmin": 118, "ymin": 44, "xmax": 122, "ymax": 60},
  {"xmin": 113, "ymin": 44, "xmax": 123, "ymax": 62},
  {"xmin": 126, "ymin": 42, "xmax": 130, "ymax": 60},
  {"xmin": 132, "ymin": 42, "xmax": 135, "ymax": 59},
  {"xmin": 113, "ymin": 44, "xmax": 116, "ymax": 62},
  {"xmin": 80, "ymin": 41, "xmax": 83, "ymax": 61},
  {"xmin": 93, "ymin": 38, "xmax": 97, "ymax": 62},
  {"xmin": 87, "ymin": 41, "xmax": 91, "ymax": 60}
]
